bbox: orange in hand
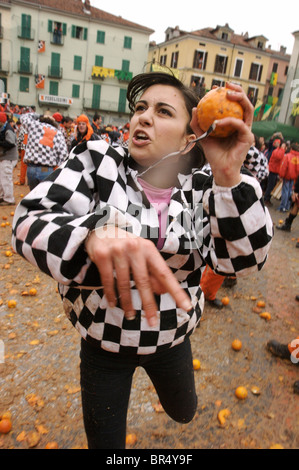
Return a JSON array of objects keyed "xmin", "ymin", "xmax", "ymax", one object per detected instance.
[{"xmin": 197, "ymin": 87, "xmax": 244, "ymax": 138}]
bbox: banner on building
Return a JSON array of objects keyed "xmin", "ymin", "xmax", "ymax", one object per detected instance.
[
  {"xmin": 35, "ymin": 74, "xmax": 45, "ymax": 89},
  {"xmin": 38, "ymin": 40, "xmax": 46, "ymax": 53},
  {"xmin": 39, "ymin": 94, "xmax": 73, "ymax": 106}
]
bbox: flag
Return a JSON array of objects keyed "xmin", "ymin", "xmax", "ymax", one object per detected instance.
[
  {"xmin": 35, "ymin": 74, "xmax": 45, "ymax": 89},
  {"xmin": 38, "ymin": 40, "xmax": 45, "ymax": 53}
]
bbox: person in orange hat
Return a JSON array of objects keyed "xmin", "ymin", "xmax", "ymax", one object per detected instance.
[{"xmin": 70, "ymin": 114, "xmax": 99, "ymax": 150}]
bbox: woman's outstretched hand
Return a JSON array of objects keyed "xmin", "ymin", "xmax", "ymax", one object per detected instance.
[
  {"xmin": 190, "ymin": 82, "xmax": 255, "ymax": 187},
  {"xmin": 85, "ymin": 226, "xmax": 192, "ymax": 326}
]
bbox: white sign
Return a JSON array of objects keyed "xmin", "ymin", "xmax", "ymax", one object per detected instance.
[{"xmin": 39, "ymin": 94, "xmax": 73, "ymax": 105}]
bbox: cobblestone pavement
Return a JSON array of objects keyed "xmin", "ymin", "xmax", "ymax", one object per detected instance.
[{"xmin": 0, "ymin": 166, "xmax": 298, "ymax": 449}]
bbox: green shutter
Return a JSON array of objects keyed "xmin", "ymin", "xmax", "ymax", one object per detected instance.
[
  {"xmin": 124, "ymin": 36, "xmax": 132, "ymax": 49},
  {"xmin": 84, "ymin": 27, "xmax": 88, "ymax": 40},
  {"xmin": 72, "ymin": 84, "xmax": 80, "ymax": 98},
  {"xmin": 48, "ymin": 20, "xmax": 53, "ymax": 33},
  {"xmin": 49, "ymin": 81, "xmax": 58, "ymax": 96},
  {"xmin": 62, "ymin": 23, "xmax": 67, "ymax": 36},
  {"xmin": 95, "ymin": 55, "xmax": 103, "ymax": 67},
  {"xmin": 97, "ymin": 31, "xmax": 105, "ymax": 44},
  {"xmin": 20, "ymin": 76, "xmax": 29, "ymax": 92},
  {"xmin": 71, "ymin": 25, "xmax": 76, "ymax": 38},
  {"xmin": 21, "ymin": 14, "xmax": 31, "ymax": 39},
  {"xmin": 20, "ymin": 47, "xmax": 30, "ymax": 73},
  {"xmin": 122, "ymin": 60, "xmax": 130, "ymax": 72},
  {"xmin": 92, "ymin": 84, "xmax": 101, "ymax": 109},
  {"xmin": 74, "ymin": 56, "xmax": 82, "ymax": 71},
  {"xmin": 118, "ymin": 89, "xmax": 127, "ymax": 113}
]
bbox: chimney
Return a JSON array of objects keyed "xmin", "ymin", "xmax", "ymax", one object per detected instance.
[{"xmin": 280, "ymin": 45, "xmax": 286, "ymax": 54}]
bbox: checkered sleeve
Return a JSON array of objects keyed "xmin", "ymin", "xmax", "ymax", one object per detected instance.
[
  {"xmin": 243, "ymin": 146, "xmax": 269, "ymax": 183},
  {"xmin": 11, "ymin": 141, "xmax": 129, "ymax": 287},
  {"xmin": 202, "ymin": 172, "xmax": 273, "ymax": 277}
]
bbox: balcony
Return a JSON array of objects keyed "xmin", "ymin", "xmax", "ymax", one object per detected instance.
[
  {"xmin": 18, "ymin": 61, "xmax": 33, "ymax": 74},
  {"xmin": 50, "ymin": 32, "xmax": 65, "ymax": 46},
  {"xmin": 83, "ymin": 98, "xmax": 128, "ymax": 114},
  {"xmin": 17, "ymin": 26, "xmax": 35, "ymax": 40},
  {"xmin": 48, "ymin": 66, "xmax": 63, "ymax": 79},
  {"xmin": 0, "ymin": 60, "xmax": 10, "ymax": 74}
]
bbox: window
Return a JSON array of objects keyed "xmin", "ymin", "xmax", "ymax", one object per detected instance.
[
  {"xmin": 247, "ymin": 87, "xmax": 258, "ymax": 105},
  {"xmin": 49, "ymin": 52, "xmax": 61, "ymax": 77},
  {"xmin": 272, "ymin": 63, "xmax": 278, "ymax": 73},
  {"xmin": 92, "ymin": 84, "xmax": 101, "ymax": 109},
  {"xmin": 160, "ymin": 55, "xmax": 167, "ymax": 65},
  {"xmin": 171, "ymin": 51, "xmax": 179, "ymax": 68},
  {"xmin": 19, "ymin": 76, "xmax": 29, "ymax": 92},
  {"xmin": 124, "ymin": 36, "xmax": 132, "ymax": 49},
  {"xmin": 49, "ymin": 81, "xmax": 58, "ymax": 96},
  {"xmin": 95, "ymin": 55, "xmax": 103, "ymax": 67},
  {"xmin": 20, "ymin": 47, "xmax": 31, "ymax": 73},
  {"xmin": 71, "ymin": 25, "xmax": 88, "ymax": 40},
  {"xmin": 48, "ymin": 21, "xmax": 67, "ymax": 44},
  {"xmin": 118, "ymin": 88, "xmax": 127, "ymax": 113},
  {"xmin": 285, "ymin": 66, "xmax": 288, "ymax": 76},
  {"xmin": 97, "ymin": 30, "xmax": 105, "ymax": 44},
  {"xmin": 122, "ymin": 60, "xmax": 130, "ymax": 72},
  {"xmin": 193, "ymin": 50, "xmax": 207, "ymax": 70},
  {"xmin": 222, "ymin": 32, "xmax": 228, "ymax": 41},
  {"xmin": 249, "ymin": 63, "xmax": 263, "ymax": 82},
  {"xmin": 214, "ymin": 55, "xmax": 227, "ymax": 74},
  {"xmin": 72, "ymin": 84, "xmax": 80, "ymax": 98},
  {"xmin": 234, "ymin": 58, "xmax": 243, "ymax": 78},
  {"xmin": 211, "ymin": 79, "xmax": 225, "ymax": 88},
  {"xmin": 74, "ymin": 56, "xmax": 82, "ymax": 71},
  {"xmin": 257, "ymin": 41, "xmax": 264, "ymax": 50},
  {"xmin": 21, "ymin": 14, "xmax": 31, "ymax": 39}
]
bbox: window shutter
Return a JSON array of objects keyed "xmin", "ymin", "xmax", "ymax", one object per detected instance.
[
  {"xmin": 203, "ymin": 52, "xmax": 208, "ymax": 70},
  {"xmin": 71, "ymin": 25, "xmax": 76, "ymax": 38},
  {"xmin": 84, "ymin": 28, "xmax": 88, "ymax": 40},
  {"xmin": 62, "ymin": 23, "xmax": 67, "ymax": 36},
  {"xmin": 48, "ymin": 20, "xmax": 53, "ymax": 33}
]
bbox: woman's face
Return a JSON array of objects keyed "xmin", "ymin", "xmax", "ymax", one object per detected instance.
[
  {"xmin": 78, "ymin": 121, "xmax": 87, "ymax": 134},
  {"xmin": 128, "ymin": 84, "xmax": 194, "ymax": 168}
]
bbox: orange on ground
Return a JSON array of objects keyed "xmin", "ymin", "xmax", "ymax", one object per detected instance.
[
  {"xmin": 126, "ymin": 433, "xmax": 137, "ymax": 446},
  {"xmin": 221, "ymin": 296, "xmax": 230, "ymax": 306},
  {"xmin": 257, "ymin": 300, "xmax": 266, "ymax": 308},
  {"xmin": 193, "ymin": 359, "xmax": 201, "ymax": 370},
  {"xmin": 235, "ymin": 386, "xmax": 248, "ymax": 400},
  {"xmin": 29, "ymin": 288, "xmax": 37, "ymax": 296},
  {"xmin": 197, "ymin": 87, "xmax": 244, "ymax": 138},
  {"xmin": 7, "ymin": 299, "xmax": 17, "ymax": 308},
  {"xmin": 0, "ymin": 418, "xmax": 12, "ymax": 434},
  {"xmin": 231, "ymin": 339, "xmax": 242, "ymax": 351},
  {"xmin": 45, "ymin": 441, "xmax": 59, "ymax": 449},
  {"xmin": 217, "ymin": 408, "xmax": 231, "ymax": 426},
  {"xmin": 260, "ymin": 312, "xmax": 271, "ymax": 321}
]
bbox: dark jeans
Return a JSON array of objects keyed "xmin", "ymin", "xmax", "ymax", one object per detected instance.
[
  {"xmin": 264, "ymin": 171, "xmax": 278, "ymax": 201},
  {"xmin": 27, "ymin": 165, "xmax": 54, "ymax": 191},
  {"xmin": 80, "ymin": 338, "xmax": 197, "ymax": 449}
]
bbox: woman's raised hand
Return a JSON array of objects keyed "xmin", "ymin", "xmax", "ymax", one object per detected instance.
[
  {"xmin": 85, "ymin": 226, "xmax": 192, "ymax": 326},
  {"xmin": 190, "ymin": 82, "xmax": 255, "ymax": 187}
]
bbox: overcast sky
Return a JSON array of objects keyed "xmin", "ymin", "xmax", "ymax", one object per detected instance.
[{"xmin": 90, "ymin": 0, "xmax": 298, "ymax": 54}]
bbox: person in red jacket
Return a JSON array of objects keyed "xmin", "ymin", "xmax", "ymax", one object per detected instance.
[
  {"xmin": 264, "ymin": 140, "xmax": 285, "ymax": 205},
  {"xmin": 278, "ymin": 143, "xmax": 299, "ymax": 212}
]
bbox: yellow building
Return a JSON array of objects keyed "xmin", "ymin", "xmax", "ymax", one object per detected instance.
[{"xmin": 148, "ymin": 24, "xmax": 284, "ymax": 108}]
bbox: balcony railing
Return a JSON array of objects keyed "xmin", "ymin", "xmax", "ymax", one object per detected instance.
[
  {"xmin": 83, "ymin": 98, "xmax": 128, "ymax": 114},
  {"xmin": 18, "ymin": 61, "xmax": 33, "ymax": 74},
  {"xmin": 48, "ymin": 66, "xmax": 63, "ymax": 79},
  {"xmin": 17, "ymin": 26, "xmax": 35, "ymax": 40},
  {"xmin": 50, "ymin": 32, "xmax": 64, "ymax": 46}
]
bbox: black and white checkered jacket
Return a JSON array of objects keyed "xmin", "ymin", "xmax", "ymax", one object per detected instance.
[
  {"xmin": 12, "ymin": 140, "xmax": 273, "ymax": 354},
  {"xmin": 243, "ymin": 146, "xmax": 269, "ymax": 183},
  {"xmin": 20, "ymin": 113, "xmax": 68, "ymax": 167}
]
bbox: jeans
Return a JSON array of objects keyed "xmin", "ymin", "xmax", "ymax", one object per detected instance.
[
  {"xmin": 27, "ymin": 165, "xmax": 54, "ymax": 190},
  {"xmin": 80, "ymin": 338, "xmax": 197, "ymax": 449},
  {"xmin": 264, "ymin": 171, "xmax": 278, "ymax": 201},
  {"xmin": 279, "ymin": 179, "xmax": 294, "ymax": 211},
  {"xmin": 0, "ymin": 159, "xmax": 17, "ymax": 203}
]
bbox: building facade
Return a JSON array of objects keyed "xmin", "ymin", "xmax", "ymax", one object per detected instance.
[
  {"xmin": 148, "ymin": 24, "xmax": 290, "ymax": 115},
  {"xmin": 0, "ymin": 0, "xmax": 154, "ymax": 125}
]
